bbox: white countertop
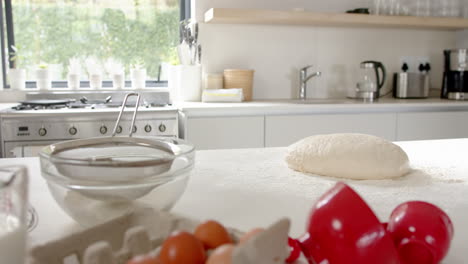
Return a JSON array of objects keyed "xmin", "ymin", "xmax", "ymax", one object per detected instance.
[
  {"xmin": 1, "ymin": 138, "xmax": 467, "ymax": 263},
  {"xmin": 0, "ymin": 103, "xmax": 19, "ymax": 111},
  {"xmin": 176, "ymin": 97, "xmax": 468, "ymax": 117},
  {"xmin": 2, "ymin": 97, "xmax": 468, "ymax": 117}
]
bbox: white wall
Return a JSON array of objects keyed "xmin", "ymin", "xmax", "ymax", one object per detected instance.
[
  {"xmin": 456, "ymin": 30, "xmax": 468, "ymax": 48},
  {"xmin": 194, "ymin": 0, "xmax": 457, "ymax": 100}
]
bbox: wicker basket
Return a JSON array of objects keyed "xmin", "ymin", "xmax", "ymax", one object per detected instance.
[{"xmin": 223, "ymin": 69, "xmax": 255, "ymax": 101}]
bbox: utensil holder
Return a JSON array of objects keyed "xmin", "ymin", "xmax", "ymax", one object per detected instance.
[
  {"xmin": 223, "ymin": 69, "xmax": 254, "ymax": 101},
  {"xmin": 169, "ymin": 65, "xmax": 202, "ymax": 102}
]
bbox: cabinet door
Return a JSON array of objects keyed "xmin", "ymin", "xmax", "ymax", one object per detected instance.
[
  {"xmin": 265, "ymin": 113, "xmax": 397, "ymax": 147},
  {"xmin": 185, "ymin": 116, "xmax": 264, "ymax": 150},
  {"xmin": 397, "ymin": 111, "xmax": 468, "ymax": 141}
]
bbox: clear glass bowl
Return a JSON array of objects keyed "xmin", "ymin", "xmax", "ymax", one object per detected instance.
[{"xmin": 39, "ymin": 136, "xmax": 195, "ymax": 226}]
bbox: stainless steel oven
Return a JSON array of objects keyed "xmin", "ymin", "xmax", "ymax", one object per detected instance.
[
  {"xmin": 1, "ymin": 109, "xmax": 179, "ymax": 158},
  {"xmin": 0, "ymin": 91, "xmax": 178, "ymax": 158}
]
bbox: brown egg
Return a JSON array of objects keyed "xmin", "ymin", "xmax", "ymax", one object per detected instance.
[
  {"xmin": 238, "ymin": 228, "xmax": 265, "ymax": 244},
  {"xmin": 206, "ymin": 244, "xmax": 236, "ymax": 264},
  {"xmin": 158, "ymin": 231, "xmax": 206, "ymax": 264},
  {"xmin": 194, "ymin": 220, "xmax": 233, "ymax": 249}
]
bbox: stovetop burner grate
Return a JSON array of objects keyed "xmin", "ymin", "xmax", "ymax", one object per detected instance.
[{"xmin": 11, "ymin": 96, "xmax": 170, "ymax": 111}]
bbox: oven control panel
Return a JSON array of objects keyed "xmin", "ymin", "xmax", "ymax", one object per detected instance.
[{"xmin": 0, "ymin": 112, "xmax": 179, "ymax": 142}]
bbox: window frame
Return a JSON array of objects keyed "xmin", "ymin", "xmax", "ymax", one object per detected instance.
[{"xmin": 1, "ymin": 0, "xmax": 190, "ymax": 89}]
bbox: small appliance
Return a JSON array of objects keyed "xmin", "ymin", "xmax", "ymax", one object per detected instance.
[
  {"xmin": 349, "ymin": 61, "xmax": 386, "ymax": 101},
  {"xmin": 441, "ymin": 49, "xmax": 468, "ymax": 100},
  {"xmin": 393, "ymin": 62, "xmax": 430, "ymax": 99},
  {"xmin": 393, "ymin": 72, "xmax": 430, "ymax": 99}
]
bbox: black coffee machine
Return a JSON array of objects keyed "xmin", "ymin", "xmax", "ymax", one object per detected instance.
[{"xmin": 441, "ymin": 49, "xmax": 468, "ymax": 100}]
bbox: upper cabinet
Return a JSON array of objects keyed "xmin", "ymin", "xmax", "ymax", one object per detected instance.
[{"xmin": 204, "ymin": 8, "xmax": 468, "ymax": 31}]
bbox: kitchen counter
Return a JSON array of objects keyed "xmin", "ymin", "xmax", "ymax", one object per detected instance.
[
  {"xmin": 0, "ymin": 103, "xmax": 19, "ymax": 111},
  {"xmin": 2, "ymin": 97, "xmax": 468, "ymax": 117},
  {"xmin": 2, "ymin": 138, "xmax": 467, "ymax": 262},
  {"xmin": 176, "ymin": 97, "xmax": 468, "ymax": 117}
]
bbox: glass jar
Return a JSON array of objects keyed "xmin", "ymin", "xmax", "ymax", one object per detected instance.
[
  {"xmin": 412, "ymin": 0, "xmax": 432, "ymax": 16},
  {"xmin": 432, "ymin": 0, "xmax": 460, "ymax": 17},
  {"xmin": 0, "ymin": 166, "xmax": 28, "ymax": 264}
]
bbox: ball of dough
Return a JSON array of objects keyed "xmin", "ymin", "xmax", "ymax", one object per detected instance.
[{"xmin": 285, "ymin": 133, "xmax": 410, "ymax": 180}]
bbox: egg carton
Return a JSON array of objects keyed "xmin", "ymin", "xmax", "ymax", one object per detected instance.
[{"xmin": 28, "ymin": 209, "xmax": 290, "ymax": 264}]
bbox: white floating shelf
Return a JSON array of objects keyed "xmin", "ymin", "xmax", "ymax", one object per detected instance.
[{"xmin": 204, "ymin": 8, "xmax": 468, "ymax": 30}]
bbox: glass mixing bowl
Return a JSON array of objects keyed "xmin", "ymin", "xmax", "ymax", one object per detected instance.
[{"xmin": 39, "ymin": 136, "xmax": 195, "ymax": 226}]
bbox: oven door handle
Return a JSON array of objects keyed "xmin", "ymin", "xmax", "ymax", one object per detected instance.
[
  {"xmin": 10, "ymin": 145, "xmax": 49, "ymax": 158},
  {"xmin": 10, "ymin": 147, "xmax": 24, "ymax": 158}
]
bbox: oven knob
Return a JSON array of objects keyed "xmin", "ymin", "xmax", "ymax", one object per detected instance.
[
  {"xmin": 100, "ymin": 125, "xmax": 108, "ymax": 135},
  {"xmin": 132, "ymin": 125, "xmax": 137, "ymax": 133},
  {"xmin": 144, "ymin": 125, "xmax": 152, "ymax": 133},
  {"xmin": 38, "ymin": 127, "xmax": 47, "ymax": 137},
  {"xmin": 158, "ymin": 124, "xmax": 166, "ymax": 133},
  {"xmin": 116, "ymin": 125, "xmax": 123, "ymax": 134},
  {"xmin": 69, "ymin": 126, "xmax": 77, "ymax": 135}
]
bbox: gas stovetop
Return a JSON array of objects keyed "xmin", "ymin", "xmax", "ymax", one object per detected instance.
[
  {"xmin": 6, "ymin": 91, "xmax": 173, "ymax": 113},
  {"xmin": 12, "ymin": 98, "xmax": 169, "ymax": 111}
]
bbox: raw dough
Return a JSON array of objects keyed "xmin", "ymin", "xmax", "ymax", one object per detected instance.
[{"xmin": 285, "ymin": 133, "xmax": 410, "ymax": 180}]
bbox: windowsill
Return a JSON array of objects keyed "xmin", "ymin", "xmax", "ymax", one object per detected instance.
[{"xmin": 0, "ymin": 87, "xmax": 170, "ymax": 103}]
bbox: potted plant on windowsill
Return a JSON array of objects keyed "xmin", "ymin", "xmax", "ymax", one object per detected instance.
[
  {"xmin": 85, "ymin": 57, "xmax": 102, "ymax": 90},
  {"xmin": 7, "ymin": 45, "xmax": 26, "ymax": 90},
  {"xmin": 105, "ymin": 59, "xmax": 125, "ymax": 89},
  {"xmin": 35, "ymin": 63, "xmax": 51, "ymax": 90},
  {"xmin": 67, "ymin": 57, "xmax": 81, "ymax": 90},
  {"xmin": 130, "ymin": 60, "xmax": 147, "ymax": 89}
]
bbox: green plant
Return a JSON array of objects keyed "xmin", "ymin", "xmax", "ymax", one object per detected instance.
[
  {"xmin": 38, "ymin": 62, "xmax": 48, "ymax": 69},
  {"xmin": 130, "ymin": 58, "xmax": 145, "ymax": 70}
]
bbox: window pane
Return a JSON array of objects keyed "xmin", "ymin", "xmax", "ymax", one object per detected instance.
[{"xmin": 12, "ymin": 0, "xmax": 179, "ymax": 84}]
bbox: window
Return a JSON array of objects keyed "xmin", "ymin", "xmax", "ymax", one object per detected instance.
[{"xmin": 1, "ymin": 0, "xmax": 190, "ymax": 89}]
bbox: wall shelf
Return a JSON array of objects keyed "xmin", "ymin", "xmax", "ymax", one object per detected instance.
[{"xmin": 204, "ymin": 8, "xmax": 468, "ymax": 30}]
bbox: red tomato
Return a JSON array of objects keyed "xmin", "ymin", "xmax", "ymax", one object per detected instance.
[
  {"xmin": 127, "ymin": 254, "xmax": 160, "ymax": 264},
  {"xmin": 194, "ymin": 220, "xmax": 233, "ymax": 249},
  {"xmin": 158, "ymin": 231, "xmax": 206, "ymax": 264}
]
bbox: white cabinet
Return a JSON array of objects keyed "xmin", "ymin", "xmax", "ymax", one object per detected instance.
[
  {"xmin": 182, "ymin": 116, "xmax": 264, "ymax": 150},
  {"xmin": 397, "ymin": 111, "xmax": 468, "ymax": 141},
  {"xmin": 180, "ymin": 109, "xmax": 468, "ymax": 150},
  {"xmin": 265, "ymin": 113, "xmax": 397, "ymax": 147}
]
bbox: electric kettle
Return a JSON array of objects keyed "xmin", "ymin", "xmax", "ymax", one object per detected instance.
[{"xmin": 350, "ymin": 61, "xmax": 386, "ymax": 101}]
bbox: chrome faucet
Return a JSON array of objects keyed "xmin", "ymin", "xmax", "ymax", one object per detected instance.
[{"xmin": 299, "ymin": 65, "xmax": 321, "ymax": 100}]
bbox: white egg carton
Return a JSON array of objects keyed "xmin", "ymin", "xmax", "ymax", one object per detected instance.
[{"xmin": 28, "ymin": 209, "xmax": 290, "ymax": 264}]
